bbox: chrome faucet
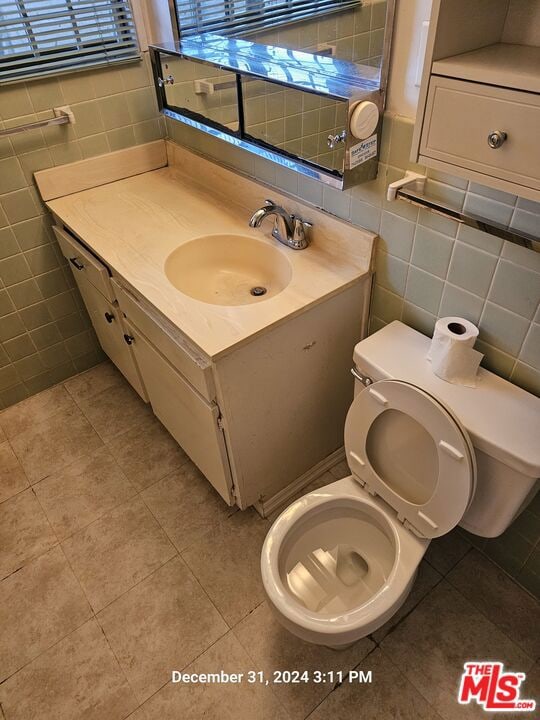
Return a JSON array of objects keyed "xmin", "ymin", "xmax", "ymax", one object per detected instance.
[{"xmin": 248, "ymin": 199, "xmax": 312, "ymax": 250}]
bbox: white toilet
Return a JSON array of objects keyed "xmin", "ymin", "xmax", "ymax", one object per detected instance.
[{"xmin": 261, "ymin": 321, "xmax": 540, "ymax": 648}]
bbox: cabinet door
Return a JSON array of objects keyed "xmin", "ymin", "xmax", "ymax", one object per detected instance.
[
  {"xmin": 75, "ymin": 273, "xmax": 148, "ymax": 401},
  {"xmin": 125, "ymin": 320, "xmax": 234, "ymax": 505}
]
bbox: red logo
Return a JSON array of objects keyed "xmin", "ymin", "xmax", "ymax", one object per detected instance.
[{"xmin": 458, "ymin": 662, "xmax": 536, "ymax": 712}]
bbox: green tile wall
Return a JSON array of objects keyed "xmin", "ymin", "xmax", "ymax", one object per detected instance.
[{"xmin": 0, "ymin": 53, "xmax": 164, "ymax": 408}]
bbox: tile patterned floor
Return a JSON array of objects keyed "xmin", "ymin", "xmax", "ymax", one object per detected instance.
[{"xmin": 0, "ymin": 361, "xmax": 538, "ymax": 720}]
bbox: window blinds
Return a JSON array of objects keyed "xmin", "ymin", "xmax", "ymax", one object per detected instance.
[
  {"xmin": 0, "ymin": 0, "xmax": 139, "ymax": 83},
  {"xmin": 175, "ymin": 0, "xmax": 360, "ymax": 37}
]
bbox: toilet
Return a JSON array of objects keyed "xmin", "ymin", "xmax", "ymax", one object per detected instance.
[{"xmin": 261, "ymin": 321, "xmax": 540, "ymax": 648}]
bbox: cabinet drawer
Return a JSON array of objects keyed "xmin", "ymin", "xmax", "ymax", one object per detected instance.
[
  {"xmin": 75, "ymin": 273, "xmax": 147, "ymax": 401},
  {"xmin": 421, "ymin": 77, "xmax": 540, "ymax": 191},
  {"xmin": 53, "ymin": 225, "xmax": 115, "ymax": 303},
  {"xmin": 112, "ymin": 278, "xmax": 215, "ymax": 402},
  {"xmin": 125, "ymin": 320, "xmax": 233, "ymax": 504}
]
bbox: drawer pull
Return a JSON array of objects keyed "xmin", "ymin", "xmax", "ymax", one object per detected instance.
[
  {"xmin": 487, "ymin": 130, "xmax": 507, "ymax": 149},
  {"xmin": 123, "ymin": 334, "xmax": 135, "ymax": 345},
  {"xmin": 69, "ymin": 257, "xmax": 84, "ymax": 270},
  {"xmin": 104, "ymin": 312, "xmax": 115, "ymax": 324}
]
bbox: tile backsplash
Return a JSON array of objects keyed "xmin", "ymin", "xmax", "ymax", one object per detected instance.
[{"xmin": 0, "ymin": 54, "xmax": 164, "ymax": 408}]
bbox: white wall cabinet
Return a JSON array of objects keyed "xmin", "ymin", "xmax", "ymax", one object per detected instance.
[
  {"xmin": 59, "ymin": 224, "xmax": 370, "ymax": 514},
  {"xmin": 411, "ymin": 0, "xmax": 540, "ymax": 202}
]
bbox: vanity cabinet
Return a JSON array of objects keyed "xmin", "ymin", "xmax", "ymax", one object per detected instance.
[
  {"xmin": 412, "ymin": 0, "xmax": 540, "ymax": 202},
  {"xmin": 53, "ymin": 226, "xmax": 147, "ymax": 401},
  {"xmin": 56, "ymin": 220, "xmax": 370, "ymax": 514}
]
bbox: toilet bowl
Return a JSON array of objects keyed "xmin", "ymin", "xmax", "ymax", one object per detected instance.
[
  {"xmin": 261, "ymin": 475, "xmax": 429, "ymax": 647},
  {"xmin": 261, "ymin": 322, "xmax": 540, "ymax": 648}
]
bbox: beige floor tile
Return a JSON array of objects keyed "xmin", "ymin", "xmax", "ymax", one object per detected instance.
[
  {"xmin": 0, "ymin": 619, "xmax": 138, "ymax": 720},
  {"xmin": 424, "ymin": 528, "xmax": 471, "ymax": 575},
  {"xmin": 381, "ymin": 581, "xmax": 535, "ymax": 720},
  {"xmin": 98, "ymin": 556, "xmax": 228, "ymax": 704},
  {"xmin": 447, "ymin": 549, "xmax": 540, "ymax": 659},
  {"xmin": 0, "ymin": 423, "xmax": 6, "ymax": 442},
  {"xmin": 0, "ymin": 385, "xmax": 74, "ymax": 440},
  {"xmin": 0, "ymin": 546, "xmax": 91, "ymax": 681},
  {"xmin": 62, "ymin": 495, "xmax": 176, "ymax": 611},
  {"xmin": 309, "ymin": 648, "xmax": 442, "ymax": 720},
  {"xmin": 10, "ymin": 406, "xmax": 103, "ymax": 484},
  {"xmin": 108, "ymin": 415, "xmax": 188, "ymax": 492},
  {"xmin": 142, "ymin": 461, "xmax": 237, "ymax": 551},
  {"xmin": 371, "ymin": 560, "xmax": 442, "ymax": 643},
  {"xmin": 0, "ymin": 489, "xmax": 57, "ymax": 580},
  {"xmin": 234, "ymin": 601, "xmax": 374, "ymax": 719},
  {"xmin": 130, "ymin": 632, "xmax": 289, "ymax": 720},
  {"xmin": 34, "ymin": 447, "xmax": 137, "ymax": 540},
  {"xmin": 181, "ymin": 509, "xmax": 270, "ymax": 627},
  {"xmin": 78, "ymin": 382, "xmax": 153, "ymax": 442},
  {"xmin": 0, "ymin": 440, "xmax": 29, "ymax": 503},
  {"xmin": 64, "ymin": 361, "xmax": 125, "ymax": 403}
]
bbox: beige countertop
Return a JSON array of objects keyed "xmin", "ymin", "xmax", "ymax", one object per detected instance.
[{"xmin": 46, "ymin": 142, "xmax": 376, "ymax": 359}]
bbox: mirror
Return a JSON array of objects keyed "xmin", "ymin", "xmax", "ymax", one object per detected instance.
[
  {"xmin": 151, "ymin": 0, "xmax": 395, "ymax": 189},
  {"xmin": 234, "ymin": 0, "xmax": 388, "ymax": 75},
  {"xmin": 162, "ymin": 55, "xmax": 240, "ymax": 134},
  {"xmin": 242, "ymin": 79, "xmax": 348, "ymax": 173}
]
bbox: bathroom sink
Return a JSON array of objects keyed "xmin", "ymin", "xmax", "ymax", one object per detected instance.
[{"xmin": 164, "ymin": 234, "xmax": 293, "ymax": 306}]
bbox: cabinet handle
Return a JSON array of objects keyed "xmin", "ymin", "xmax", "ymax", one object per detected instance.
[
  {"xmin": 123, "ymin": 333, "xmax": 134, "ymax": 345},
  {"xmin": 69, "ymin": 257, "xmax": 84, "ymax": 270},
  {"xmin": 104, "ymin": 312, "xmax": 115, "ymax": 324},
  {"xmin": 487, "ymin": 130, "xmax": 507, "ymax": 149}
]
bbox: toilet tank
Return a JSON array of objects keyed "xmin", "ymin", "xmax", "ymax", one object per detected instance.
[{"xmin": 352, "ymin": 322, "xmax": 540, "ymax": 538}]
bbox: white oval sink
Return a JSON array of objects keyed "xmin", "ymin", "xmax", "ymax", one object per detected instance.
[{"xmin": 164, "ymin": 234, "xmax": 293, "ymax": 306}]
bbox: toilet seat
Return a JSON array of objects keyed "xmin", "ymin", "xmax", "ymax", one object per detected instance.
[
  {"xmin": 345, "ymin": 380, "xmax": 476, "ymax": 538},
  {"xmin": 261, "ymin": 379, "xmax": 477, "ymax": 647}
]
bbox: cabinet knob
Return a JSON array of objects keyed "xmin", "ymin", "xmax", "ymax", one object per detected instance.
[
  {"xmin": 123, "ymin": 333, "xmax": 134, "ymax": 345},
  {"xmin": 487, "ymin": 130, "xmax": 507, "ymax": 149},
  {"xmin": 69, "ymin": 257, "xmax": 84, "ymax": 270},
  {"xmin": 104, "ymin": 312, "xmax": 115, "ymax": 324}
]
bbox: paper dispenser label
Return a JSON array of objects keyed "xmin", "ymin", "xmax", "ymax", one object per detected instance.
[{"xmin": 347, "ymin": 135, "xmax": 377, "ymax": 168}]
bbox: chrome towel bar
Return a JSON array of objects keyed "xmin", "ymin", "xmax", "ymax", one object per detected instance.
[
  {"xmin": 387, "ymin": 172, "xmax": 539, "ymax": 253},
  {"xmin": 0, "ymin": 106, "xmax": 74, "ymax": 137}
]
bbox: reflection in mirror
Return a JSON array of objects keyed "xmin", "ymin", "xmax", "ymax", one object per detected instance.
[
  {"xmin": 236, "ymin": 0, "xmax": 387, "ymax": 75},
  {"xmin": 173, "ymin": 0, "xmax": 389, "ymax": 84},
  {"xmin": 162, "ymin": 56, "xmax": 240, "ymax": 133},
  {"xmin": 242, "ymin": 80, "xmax": 348, "ymax": 173}
]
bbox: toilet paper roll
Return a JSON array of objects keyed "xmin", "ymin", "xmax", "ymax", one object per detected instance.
[{"xmin": 427, "ymin": 317, "xmax": 483, "ymax": 388}]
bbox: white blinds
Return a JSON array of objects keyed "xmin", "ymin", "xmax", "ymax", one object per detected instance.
[
  {"xmin": 0, "ymin": 0, "xmax": 139, "ymax": 83},
  {"xmin": 175, "ymin": 0, "xmax": 359, "ymax": 37}
]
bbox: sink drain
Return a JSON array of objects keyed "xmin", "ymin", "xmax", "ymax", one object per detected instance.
[{"xmin": 250, "ymin": 286, "xmax": 267, "ymax": 297}]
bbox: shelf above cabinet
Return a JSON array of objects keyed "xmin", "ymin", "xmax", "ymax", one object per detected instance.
[{"xmin": 432, "ymin": 43, "xmax": 540, "ymax": 94}]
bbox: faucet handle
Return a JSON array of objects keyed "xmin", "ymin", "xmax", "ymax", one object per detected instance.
[
  {"xmin": 292, "ymin": 216, "xmax": 312, "ymax": 250},
  {"xmin": 264, "ymin": 198, "xmax": 276, "ymax": 206}
]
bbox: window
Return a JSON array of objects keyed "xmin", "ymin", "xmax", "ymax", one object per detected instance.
[
  {"xmin": 174, "ymin": 0, "xmax": 359, "ymax": 38},
  {"xmin": 0, "ymin": 0, "xmax": 139, "ymax": 83}
]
